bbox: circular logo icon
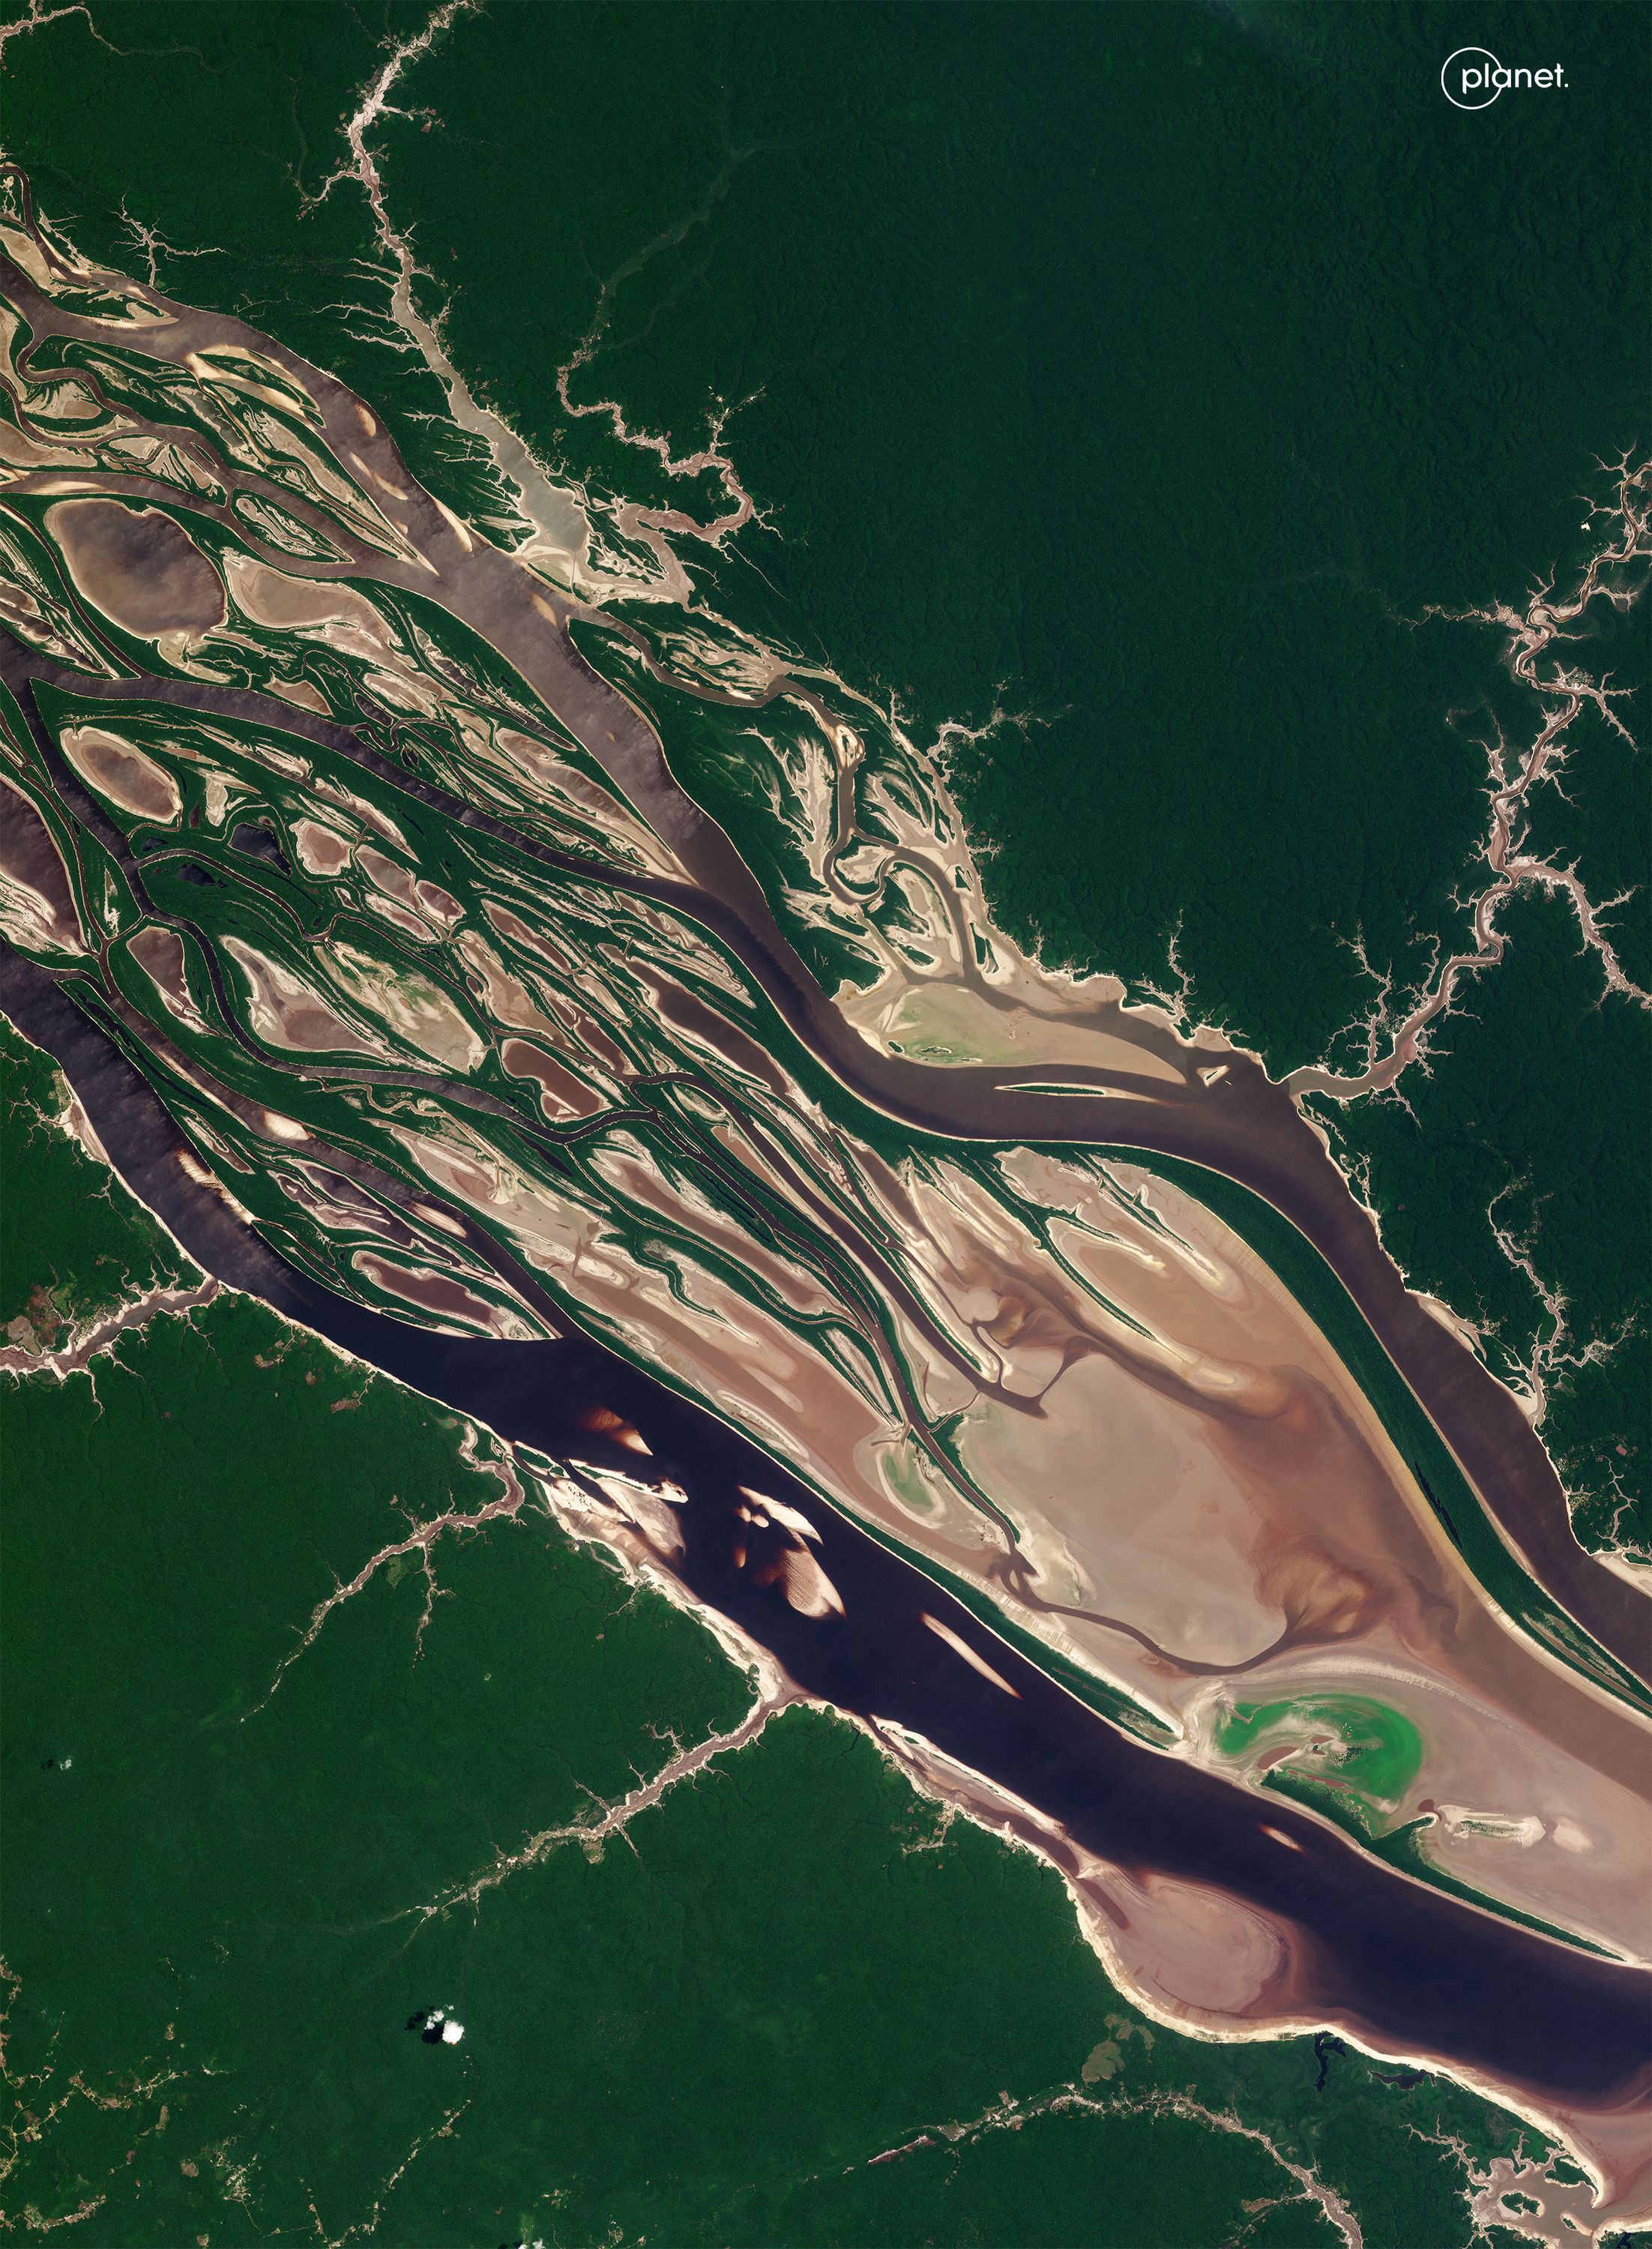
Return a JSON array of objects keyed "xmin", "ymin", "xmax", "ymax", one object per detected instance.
[{"xmin": 1441, "ymin": 47, "xmax": 1503, "ymax": 109}]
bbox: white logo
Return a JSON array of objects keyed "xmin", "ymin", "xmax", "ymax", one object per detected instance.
[{"xmin": 1441, "ymin": 49, "xmax": 1567, "ymax": 109}]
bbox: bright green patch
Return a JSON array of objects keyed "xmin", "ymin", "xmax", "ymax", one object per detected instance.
[
  {"xmin": 1214, "ymin": 1694, "xmax": 1423, "ymax": 1812},
  {"xmin": 0, "ymin": 1026, "xmax": 1555, "ymax": 2248}
]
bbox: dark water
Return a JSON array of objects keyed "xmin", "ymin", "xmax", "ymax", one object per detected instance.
[
  {"xmin": 1, "ymin": 7, "xmax": 1648, "ymax": 2233},
  {"xmin": 7, "ymin": 946, "xmax": 1648, "ymax": 2126}
]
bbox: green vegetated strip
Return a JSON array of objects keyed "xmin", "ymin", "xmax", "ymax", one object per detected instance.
[
  {"xmin": 1071, "ymin": 1145, "xmax": 1652, "ymax": 1723},
  {"xmin": 47, "ymin": 624, "xmax": 1634, "ymax": 1737},
  {"xmin": 0, "ymin": 1047, "xmax": 1561, "ymax": 2245},
  {"xmin": 543, "ymin": 631, "xmax": 1648, "ymax": 1723},
  {"xmin": 3, "ymin": 0, "xmax": 1642, "ymax": 1587},
  {"xmin": 1202, "ymin": 1688, "xmax": 1621, "ymax": 1963},
  {"xmin": 1355, "ymin": 1813, "xmax": 1619, "ymax": 1964},
  {"xmin": 13, "ymin": 562, "xmax": 1638, "ymax": 1732},
  {"xmin": 1249, "ymin": 1764, "xmax": 1621, "ymax": 1966},
  {"xmin": 6, "ymin": 839, "xmax": 1627, "ymax": 1960},
  {"xmin": 0, "ymin": 5, "xmax": 1638, "ymax": 2236},
  {"xmin": 12, "ymin": 292, "xmax": 1630, "ymax": 1723},
  {"xmin": 676, "ymin": 944, "xmax": 1651, "ymax": 1726},
  {"xmin": 569, "ymin": 615, "xmax": 887, "ymax": 1001},
  {"xmin": 348, "ymin": 0, "xmax": 1647, "ymax": 1594}
]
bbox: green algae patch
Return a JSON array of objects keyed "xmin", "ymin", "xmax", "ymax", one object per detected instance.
[
  {"xmin": 1215, "ymin": 1693, "xmax": 1423, "ymax": 1813},
  {"xmin": 0, "ymin": 1133, "xmax": 1571, "ymax": 2242},
  {"xmin": 1, "ymin": 5, "xmax": 1642, "ymax": 2238},
  {"xmin": 0, "ymin": 1339, "xmax": 1555, "ymax": 2248}
]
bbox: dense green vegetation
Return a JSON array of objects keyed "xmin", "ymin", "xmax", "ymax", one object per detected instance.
[
  {"xmin": 4, "ymin": 0, "xmax": 1643, "ymax": 1546},
  {"xmin": 0, "ymin": 1025, "xmax": 1570, "ymax": 2246},
  {"xmin": 1, "ymin": 2, "xmax": 1645, "ymax": 2237},
  {"xmin": 0, "ymin": 1017, "xmax": 191, "ymax": 1343}
]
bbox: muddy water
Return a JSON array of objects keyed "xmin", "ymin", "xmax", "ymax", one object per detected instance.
[
  {"xmin": 1, "ymin": 179, "xmax": 1649, "ymax": 2218},
  {"xmin": 5, "ymin": 949, "xmax": 1650, "ymax": 2204}
]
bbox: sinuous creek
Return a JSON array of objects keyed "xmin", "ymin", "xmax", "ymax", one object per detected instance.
[{"xmin": 1, "ymin": 172, "xmax": 1648, "ymax": 2217}]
